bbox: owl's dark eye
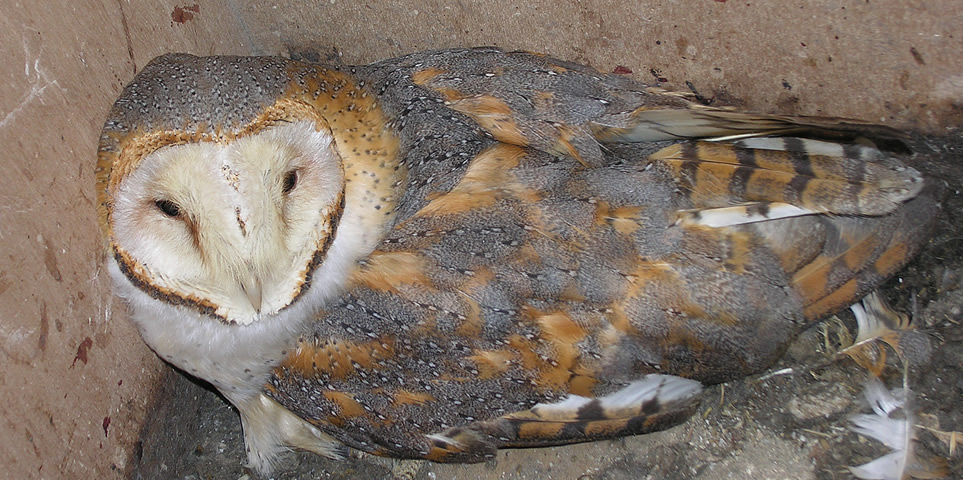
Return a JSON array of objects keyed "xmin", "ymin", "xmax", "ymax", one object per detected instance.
[
  {"xmin": 282, "ymin": 170, "xmax": 299, "ymax": 194},
  {"xmin": 154, "ymin": 199, "xmax": 182, "ymax": 218}
]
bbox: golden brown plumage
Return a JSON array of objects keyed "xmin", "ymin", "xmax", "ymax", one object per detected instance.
[{"xmin": 97, "ymin": 47, "xmax": 940, "ymax": 474}]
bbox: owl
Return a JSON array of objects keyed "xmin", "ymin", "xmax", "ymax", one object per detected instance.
[{"xmin": 96, "ymin": 47, "xmax": 939, "ymax": 475}]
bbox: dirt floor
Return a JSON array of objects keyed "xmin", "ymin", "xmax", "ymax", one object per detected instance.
[{"xmin": 126, "ymin": 122, "xmax": 963, "ymax": 480}]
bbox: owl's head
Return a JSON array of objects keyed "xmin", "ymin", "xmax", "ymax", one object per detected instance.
[
  {"xmin": 98, "ymin": 55, "xmax": 404, "ymax": 472},
  {"xmin": 107, "ymin": 119, "xmax": 344, "ymax": 325},
  {"xmin": 95, "ymin": 54, "xmax": 385, "ymax": 327}
]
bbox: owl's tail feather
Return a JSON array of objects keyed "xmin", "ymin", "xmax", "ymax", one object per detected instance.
[
  {"xmin": 645, "ymin": 132, "xmax": 940, "ymax": 324},
  {"xmin": 791, "ymin": 190, "xmax": 939, "ymax": 322}
]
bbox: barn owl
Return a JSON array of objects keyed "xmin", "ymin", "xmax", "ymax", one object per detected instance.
[{"xmin": 96, "ymin": 47, "xmax": 939, "ymax": 475}]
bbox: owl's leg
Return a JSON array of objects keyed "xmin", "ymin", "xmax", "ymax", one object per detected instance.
[
  {"xmin": 235, "ymin": 393, "xmax": 348, "ymax": 476},
  {"xmin": 418, "ymin": 374, "xmax": 702, "ymax": 461}
]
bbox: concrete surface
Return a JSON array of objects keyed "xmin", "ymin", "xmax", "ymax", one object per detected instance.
[
  {"xmin": 0, "ymin": 1, "xmax": 959, "ymax": 479},
  {"xmin": 0, "ymin": 2, "xmax": 252, "ymax": 478},
  {"xmin": 238, "ymin": 0, "xmax": 962, "ymax": 133}
]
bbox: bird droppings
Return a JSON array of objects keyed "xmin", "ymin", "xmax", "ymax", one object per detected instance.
[
  {"xmin": 171, "ymin": 4, "xmax": 200, "ymax": 25},
  {"xmin": 70, "ymin": 336, "xmax": 93, "ymax": 368}
]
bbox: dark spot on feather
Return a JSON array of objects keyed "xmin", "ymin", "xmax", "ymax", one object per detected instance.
[
  {"xmin": 576, "ymin": 399, "xmax": 605, "ymax": 421},
  {"xmin": 641, "ymin": 397, "xmax": 662, "ymax": 415}
]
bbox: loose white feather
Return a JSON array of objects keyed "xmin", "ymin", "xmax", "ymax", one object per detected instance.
[{"xmin": 848, "ymin": 378, "xmax": 917, "ymax": 480}]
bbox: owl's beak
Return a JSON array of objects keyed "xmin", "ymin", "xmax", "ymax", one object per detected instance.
[{"xmin": 240, "ymin": 273, "xmax": 263, "ymax": 315}]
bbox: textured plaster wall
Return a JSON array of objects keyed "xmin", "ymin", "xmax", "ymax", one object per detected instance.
[
  {"xmin": 0, "ymin": 1, "xmax": 958, "ymax": 479},
  {"xmin": 240, "ymin": 0, "xmax": 962, "ymax": 133},
  {"xmin": 0, "ymin": 2, "xmax": 251, "ymax": 478}
]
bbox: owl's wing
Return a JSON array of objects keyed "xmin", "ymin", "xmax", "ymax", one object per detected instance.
[
  {"xmin": 421, "ymin": 374, "xmax": 701, "ymax": 462},
  {"xmin": 268, "ymin": 135, "xmax": 936, "ymax": 461},
  {"xmin": 265, "ymin": 48, "xmax": 938, "ymax": 462},
  {"xmin": 403, "ymin": 47, "xmax": 935, "ymax": 321},
  {"xmin": 404, "ymin": 47, "xmax": 907, "ymax": 166},
  {"xmin": 273, "ymin": 335, "xmax": 702, "ymax": 462}
]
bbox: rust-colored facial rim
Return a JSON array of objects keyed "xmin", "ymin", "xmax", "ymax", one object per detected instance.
[{"xmin": 99, "ymin": 98, "xmax": 343, "ymax": 324}]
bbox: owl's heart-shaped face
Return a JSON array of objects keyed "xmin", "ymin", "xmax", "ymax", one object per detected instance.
[{"xmin": 110, "ymin": 120, "xmax": 345, "ymax": 325}]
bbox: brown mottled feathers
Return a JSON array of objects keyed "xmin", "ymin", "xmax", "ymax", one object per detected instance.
[
  {"xmin": 108, "ymin": 48, "xmax": 938, "ymax": 463},
  {"xmin": 258, "ymin": 48, "xmax": 942, "ymax": 461}
]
